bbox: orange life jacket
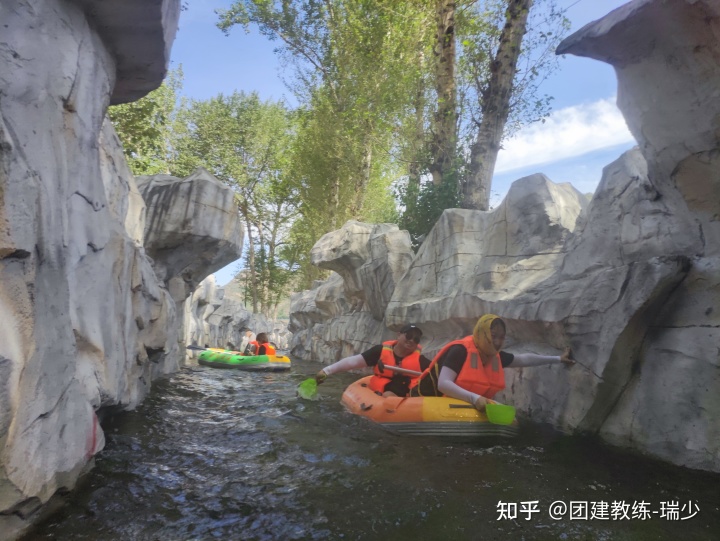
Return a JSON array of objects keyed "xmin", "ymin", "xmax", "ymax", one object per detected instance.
[
  {"xmin": 368, "ymin": 340, "xmax": 423, "ymax": 393},
  {"xmin": 260, "ymin": 343, "xmax": 276, "ymax": 355},
  {"xmin": 248, "ymin": 340, "xmax": 259, "ymax": 355},
  {"xmin": 432, "ymin": 335, "xmax": 505, "ymax": 399}
]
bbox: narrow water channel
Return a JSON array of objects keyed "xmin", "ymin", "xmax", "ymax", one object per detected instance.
[{"xmin": 22, "ymin": 359, "xmax": 720, "ymax": 541}]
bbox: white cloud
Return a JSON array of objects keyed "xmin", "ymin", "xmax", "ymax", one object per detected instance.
[{"xmin": 494, "ymin": 98, "xmax": 636, "ymax": 174}]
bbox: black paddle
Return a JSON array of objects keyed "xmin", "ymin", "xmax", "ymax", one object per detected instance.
[{"xmin": 186, "ymin": 345, "xmax": 210, "ymax": 351}]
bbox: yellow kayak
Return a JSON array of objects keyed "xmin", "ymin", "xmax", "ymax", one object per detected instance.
[{"xmin": 341, "ymin": 376, "xmax": 518, "ymax": 437}]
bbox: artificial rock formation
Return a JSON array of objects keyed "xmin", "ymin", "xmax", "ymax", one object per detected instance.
[
  {"xmin": 290, "ymin": 222, "xmax": 414, "ymax": 364},
  {"xmin": 0, "ymin": 1, "xmax": 191, "ymax": 538},
  {"xmin": 556, "ymin": 0, "xmax": 720, "ymax": 471},
  {"xmin": 289, "ymin": 273, "xmax": 385, "ymax": 364},
  {"xmin": 184, "ymin": 274, "xmax": 225, "ymax": 350},
  {"xmin": 137, "ymin": 168, "xmax": 244, "ymax": 305},
  {"xmin": 290, "ymin": 0, "xmax": 720, "ymax": 472},
  {"xmin": 310, "ymin": 221, "xmax": 415, "ymax": 318}
]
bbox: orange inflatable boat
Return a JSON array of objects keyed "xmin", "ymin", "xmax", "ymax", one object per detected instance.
[{"xmin": 341, "ymin": 376, "xmax": 519, "ymax": 438}]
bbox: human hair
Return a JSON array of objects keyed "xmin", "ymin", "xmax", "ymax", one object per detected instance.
[{"xmin": 256, "ymin": 332, "xmax": 268, "ymax": 344}]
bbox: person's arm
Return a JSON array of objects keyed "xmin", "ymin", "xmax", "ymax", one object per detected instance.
[
  {"xmin": 434, "ymin": 344, "xmax": 489, "ymax": 407},
  {"xmin": 257, "ymin": 345, "xmax": 267, "ymax": 355},
  {"xmin": 323, "ymin": 354, "xmax": 368, "ymax": 375},
  {"xmin": 506, "ymin": 347, "xmax": 575, "ymax": 368},
  {"xmin": 315, "ymin": 354, "xmax": 369, "ymax": 382},
  {"xmin": 437, "ymin": 366, "xmax": 486, "ymax": 408}
]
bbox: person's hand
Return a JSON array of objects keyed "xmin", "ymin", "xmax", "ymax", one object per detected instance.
[
  {"xmin": 560, "ymin": 347, "xmax": 576, "ymax": 367},
  {"xmin": 315, "ymin": 370, "xmax": 328, "ymax": 384},
  {"xmin": 473, "ymin": 394, "xmax": 489, "ymax": 412}
]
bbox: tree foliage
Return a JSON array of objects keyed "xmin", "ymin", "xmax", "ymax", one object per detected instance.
[
  {"xmin": 219, "ymin": 0, "xmax": 423, "ymax": 286},
  {"xmin": 170, "ymin": 91, "xmax": 299, "ymax": 317},
  {"xmin": 108, "ymin": 67, "xmax": 183, "ymax": 175},
  {"xmin": 111, "ymin": 1, "xmax": 571, "ymax": 308}
]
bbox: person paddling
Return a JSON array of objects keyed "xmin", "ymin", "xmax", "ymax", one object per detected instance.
[
  {"xmin": 255, "ymin": 333, "xmax": 276, "ymax": 356},
  {"xmin": 409, "ymin": 314, "xmax": 575, "ymax": 410},
  {"xmin": 315, "ymin": 324, "xmax": 431, "ymax": 397}
]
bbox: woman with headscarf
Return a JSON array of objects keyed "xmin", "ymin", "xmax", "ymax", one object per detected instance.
[{"xmin": 409, "ymin": 314, "xmax": 574, "ymax": 411}]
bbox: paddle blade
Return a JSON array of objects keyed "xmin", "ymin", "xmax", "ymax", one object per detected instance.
[{"xmin": 297, "ymin": 378, "xmax": 319, "ymax": 400}]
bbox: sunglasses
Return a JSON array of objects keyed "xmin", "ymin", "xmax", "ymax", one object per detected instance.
[{"xmin": 404, "ymin": 332, "xmax": 422, "ymax": 344}]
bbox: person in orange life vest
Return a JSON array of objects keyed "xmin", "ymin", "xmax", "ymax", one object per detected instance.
[
  {"xmin": 255, "ymin": 333, "xmax": 276, "ymax": 356},
  {"xmin": 314, "ymin": 324, "xmax": 431, "ymax": 397},
  {"xmin": 410, "ymin": 314, "xmax": 575, "ymax": 410}
]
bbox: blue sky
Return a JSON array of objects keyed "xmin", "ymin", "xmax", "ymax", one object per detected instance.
[{"xmin": 169, "ymin": 0, "xmax": 636, "ymax": 285}]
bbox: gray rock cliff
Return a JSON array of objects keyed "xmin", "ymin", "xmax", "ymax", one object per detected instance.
[
  {"xmin": 290, "ymin": 0, "xmax": 720, "ymax": 472},
  {"xmin": 0, "ymin": 0, "xmax": 239, "ymax": 538}
]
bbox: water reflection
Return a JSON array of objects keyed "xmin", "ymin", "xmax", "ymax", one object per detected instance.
[{"xmin": 23, "ymin": 361, "xmax": 720, "ymax": 541}]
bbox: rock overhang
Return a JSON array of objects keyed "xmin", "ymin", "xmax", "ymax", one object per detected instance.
[{"xmin": 72, "ymin": 0, "xmax": 181, "ymax": 105}]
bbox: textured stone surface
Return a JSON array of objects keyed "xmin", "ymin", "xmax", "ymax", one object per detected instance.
[
  {"xmin": 557, "ymin": 0, "xmax": 720, "ymax": 470},
  {"xmin": 137, "ymin": 168, "xmax": 244, "ymax": 305},
  {"xmin": 71, "ymin": 0, "xmax": 182, "ymax": 104},
  {"xmin": 289, "ymin": 272, "xmax": 387, "ymax": 363},
  {"xmin": 311, "ymin": 221, "xmax": 414, "ymax": 318},
  {"xmin": 386, "ymin": 174, "xmax": 586, "ymax": 334},
  {"xmin": 0, "ymin": 1, "xmax": 181, "ymax": 537}
]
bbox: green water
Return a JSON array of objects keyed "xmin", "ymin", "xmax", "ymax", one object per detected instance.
[{"xmin": 21, "ymin": 360, "xmax": 720, "ymax": 540}]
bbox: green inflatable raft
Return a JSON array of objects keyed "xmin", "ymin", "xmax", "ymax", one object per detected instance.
[{"xmin": 197, "ymin": 350, "xmax": 292, "ymax": 372}]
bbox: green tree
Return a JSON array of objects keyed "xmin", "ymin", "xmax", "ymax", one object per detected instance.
[
  {"xmin": 457, "ymin": 0, "xmax": 568, "ymax": 209},
  {"xmin": 217, "ymin": 0, "xmax": 568, "ymax": 266},
  {"xmin": 108, "ymin": 67, "xmax": 183, "ymax": 175},
  {"xmin": 219, "ymin": 0, "xmax": 421, "ymax": 286},
  {"xmin": 171, "ymin": 92, "xmax": 299, "ymax": 317}
]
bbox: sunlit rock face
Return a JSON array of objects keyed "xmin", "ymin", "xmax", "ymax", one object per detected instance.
[
  {"xmin": 557, "ymin": 0, "xmax": 720, "ymax": 471},
  {"xmin": 0, "ymin": 0, "xmax": 180, "ymax": 538},
  {"xmin": 289, "ymin": 223, "xmax": 414, "ymax": 364},
  {"xmin": 290, "ymin": 284, "xmax": 386, "ymax": 365},
  {"xmin": 386, "ymin": 174, "xmax": 586, "ymax": 338},
  {"xmin": 311, "ymin": 221, "xmax": 415, "ymax": 319},
  {"xmin": 136, "ymin": 168, "xmax": 244, "ymax": 305}
]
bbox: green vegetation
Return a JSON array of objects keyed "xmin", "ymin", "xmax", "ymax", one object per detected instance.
[
  {"xmin": 108, "ymin": 67, "xmax": 183, "ymax": 175},
  {"xmin": 108, "ymin": 0, "xmax": 569, "ymax": 317}
]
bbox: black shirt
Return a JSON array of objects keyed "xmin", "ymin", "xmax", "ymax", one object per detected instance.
[{"xmin": 441, "ymin": 344, "xmax": 514, "ymax": 372}]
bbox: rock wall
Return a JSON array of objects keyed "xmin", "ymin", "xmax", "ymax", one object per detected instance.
[
  {"xmin": 0, "ymin": 1, "xmax": 241, "ymax": 538},
  {"xmin": 289, "ymin": 222, "xmax": 415, "ymax": 364},
  {"xmin": 137, "ymin": 168, "xmax": 244, "ymax": 305},
  {"xmin": 557, "ymin": 0, "xmax": 720, "ymax": 472},
  {"xmin": 289, "ymin": 0, "xmax": 720, "ymax": 473}
]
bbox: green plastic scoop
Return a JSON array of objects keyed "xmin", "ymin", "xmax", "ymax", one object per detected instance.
[
  {"xmin": 297, "ymin": 378, "xmax": 319, "ymax": 400},
  {"xmin": 485, "ymin": 403, "xmax": 516, "ymax": 425}
]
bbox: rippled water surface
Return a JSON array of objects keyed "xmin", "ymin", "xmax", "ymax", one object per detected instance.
[{"xmin": 23, "ymin": 360, "xmax": 720, "ymax": 541}]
